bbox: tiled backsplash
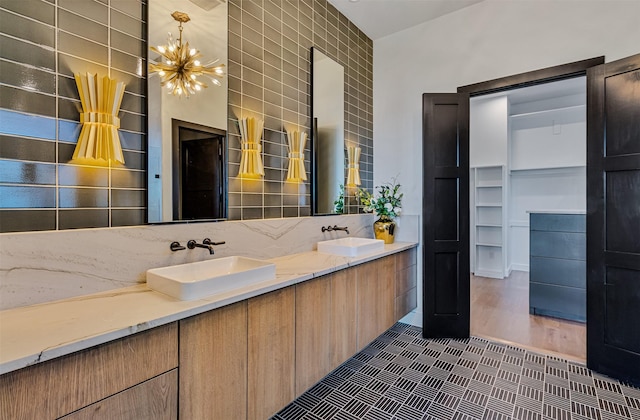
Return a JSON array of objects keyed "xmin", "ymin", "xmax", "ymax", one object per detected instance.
[
  {"xmin": 0, "ymin": 0, "xmax": 147, "ymax": 232},
  {"xmin": 0, "ymin": 0, "xmax": 373, "ymax": 232}
]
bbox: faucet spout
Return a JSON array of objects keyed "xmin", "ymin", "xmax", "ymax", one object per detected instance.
[
  {"xmin": 321, "ymin": 225, "xmax": 349, "ymax": 234},
  {"xmin": 187, "ymin": 239, "xmax": 215, "ymax": 255}
]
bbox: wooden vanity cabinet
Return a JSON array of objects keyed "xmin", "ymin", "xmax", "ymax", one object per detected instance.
[
  {"xmin": 0, "ymin": 323, "xmax": 178, "ymax": 420},
  {"xmin": 396, "ymin": 247, "xmax": 418, "ymax": 319},
  {"xmin": 179, "ymin": 301, "xmax": 248, "ymax": 419},
  {"xmin": 248, "ymin": 287, "xmax": 296, "ymax": 420}
]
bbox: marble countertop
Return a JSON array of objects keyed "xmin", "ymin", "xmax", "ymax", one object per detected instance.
[{"xmin": 0, "ymin": 242, "xmax": 417, "ymax": 375}]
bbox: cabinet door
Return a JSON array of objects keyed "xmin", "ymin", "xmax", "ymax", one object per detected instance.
[
  {"xmin": 179, "ymin": 301, "xmax": 247, "ymax": 419},
  {"xmin": 330, "ymin": 268, "xmax": 357, "ymax": 370},
  {"xmin": 356, "ymin": 260, "xmax": 380, "ymax": 350},
  {"xmin": 378, "ymin": 255, "xmax": 396, "ymax": 332},
  {"xmin": 248, "ymin": 287, "xmax": 295, "ymax": 420},
  {"xmin": 0, "ymin": 323, "xmax": 178, "ymax": 419},
  {"xmin": 295, "ymin": 276, "xmax": 331, "ymax": 396},
  {"xmin": 60, "ymin": 370, "xmax": 178, "ymax": 420}
]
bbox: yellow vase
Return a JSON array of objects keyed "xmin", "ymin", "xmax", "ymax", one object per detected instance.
[{"xmin": 373, "ymin": 216, "xmax": 396, "ymax": 244}]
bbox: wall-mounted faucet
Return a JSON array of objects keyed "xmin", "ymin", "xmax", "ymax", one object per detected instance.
[
  {"xmin": 170, "ymin": 241, "xmax": 186, "ymax": 251},
  {"xmin": 187, "ymin": 238, "xmax": 225, "ymax": 255},
  {"xmin": 321, "ymin": 225, "xmax": 349, "ymax": 234}
]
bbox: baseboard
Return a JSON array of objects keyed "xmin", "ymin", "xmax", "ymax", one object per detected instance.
[
  {"xmin": 511, "ymin": 263, "xmax": 529, "ymax": 272},
  {"xmin": 474, "ymin": 269, "xmax": 504, "ymax": 279}
]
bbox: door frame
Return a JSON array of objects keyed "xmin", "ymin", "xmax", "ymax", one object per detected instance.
[
  {"xmin": 453, "ymin": 56, "xmax": 604, "ymax": 333},
  {"xmin": 171, "ymin": 119, "xmax": 228, "ymax": 221}
]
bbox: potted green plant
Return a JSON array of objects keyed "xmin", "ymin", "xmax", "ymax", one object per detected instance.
[{"xmin": 358, "ymin": 180, "xmax": 403, "ymax": 243}]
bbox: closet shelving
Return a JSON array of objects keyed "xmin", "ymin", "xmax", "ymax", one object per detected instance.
[{"xmin": 472, "ymin": 165, "xmax": 507, "ymax": 279}]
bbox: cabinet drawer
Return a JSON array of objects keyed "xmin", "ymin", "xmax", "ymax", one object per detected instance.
[
  {"xmin": 530, "ymin": 213, "xmax": 585, "ymax": 233},
  {"xmin": 396, "ymin": 248, "xmax": 417, "ymax": 270},
  {"xmin": 0, "ymin": 323, "xmax": 178, "ymax": 419},
  {"xmin": 396, "ymin": 265, "xmax": 417, "ymax": 296},
  {"xmin": 395, "ymin": 287, "xmax": 417, "ymax": 320},
  {"xmin": 530, "ymin": 231, "xmax": 586, "ymax": 260},
  {"xmin": 530, "ymin": 256, "xmax": 586, "ymax": 289},
  {"xmin": 529, "ymin": 283, "xmax": 586, "ymax": 322},
  {"xmin": 60, "ymin": 369, "xmax": 178, "ymax": 420}
]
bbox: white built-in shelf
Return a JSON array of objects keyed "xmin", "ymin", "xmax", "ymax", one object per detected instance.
[
  {"xmin": 509, "ymin": 164, "xmax": 586, "ymax": 174},
  {"xmin": 476, "ymin": 242, "xmax": 502, "ymax": 248},
  {"xmin": 509, "ymin": 104, "xmax": 585, "ymax": 120},
  {"xmin": 473, "ymin": 165, "xmax": 507, "ymax": 279}
]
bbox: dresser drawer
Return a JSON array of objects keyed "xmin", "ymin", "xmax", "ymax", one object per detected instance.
[
  {"xmin": 529, "ymin": 283, "xmax": 586, "ymax": 322},
  {"xmin": 530, "ymin": 231, "xmax": 586, "ymax": 261},
  {"xmin": 530, "ymin": 213, "xmax": 585, "ymax": 233},
  {"xmin": 530, "ymin": 257, "xmax": 586, "ymax": 289}
]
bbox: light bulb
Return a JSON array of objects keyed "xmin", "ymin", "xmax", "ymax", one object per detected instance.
[
  {"xmin": 191, "ymin": 74, "xmax": 196, "ymax": 80},
  {"xmin": 215, "ymin": 68, "xmax": 224, "ymax": 75},
  {"xmin": 167, "ymin": 82, "xmax": 173, "ymax": 89},
  {"xmin": 190, "ymin": 48, "xmax": 196, "ymax": 56},
  {"xmin": 158, "ymin": 71, "xmax": 165, "ymax": 76},
  {"xmin": 212, "ymin": 79, "xmax": 221, "ymax": 86},
  {"xmin": 194, "ymin": 60, "xmax": 200, "ymax": 66},
  {"xmin": 157, "ymin": 46, "xmax": 166, "ymax": 53},
  {"xmin": 195, "ymin": 85, "xmax": 201, "ymax": 91}
]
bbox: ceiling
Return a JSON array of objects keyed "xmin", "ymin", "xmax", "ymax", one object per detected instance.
[{"xmin": 328, "ymin": 0, "xmax": 485, "ymax": 40}]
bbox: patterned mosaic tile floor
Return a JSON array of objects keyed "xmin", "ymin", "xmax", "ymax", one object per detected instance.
[{"xmin": 272, "ymin": 323, "xmax": 640, "ymax": 420}]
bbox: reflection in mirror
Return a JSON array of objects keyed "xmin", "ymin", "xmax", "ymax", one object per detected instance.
[
  {"xmin": 312, "ymin": 48, "xmax": 345, "ymax": 215},
  {"xmin": 147, "ymin": 0, "xmax": 228, "ymax": 222}
]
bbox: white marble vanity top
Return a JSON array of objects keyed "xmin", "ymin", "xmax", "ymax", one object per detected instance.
[{"xmin": 0, "ymin": 242, "xmax": 416, "ymax": 375}]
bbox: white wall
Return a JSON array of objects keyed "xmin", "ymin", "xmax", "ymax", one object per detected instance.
[
  {"xmin": 374, "ymin": 0, "xmax": 640, "ymax": 327},
  {"xmin": 470, "ymin": 96, "xmax": 509, "ymax": 168}
]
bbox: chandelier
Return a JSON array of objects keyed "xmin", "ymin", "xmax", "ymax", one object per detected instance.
[{"xmin": 149, "ymin": 11, "xmax": 224, "ymax": 97}]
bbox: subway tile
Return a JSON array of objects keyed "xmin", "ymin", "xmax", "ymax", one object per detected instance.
[
  {"xmin": 0, "ymin": 209, "xmax": 56, "ymax": 232},
  {"xmin": 120, "ymin": 92, "xmax": 144, "ymax": 115},
  {"xmin": 58, "ymin": 54, "xmax": 108, "ymax": 79},
  {"xmin": 0, "ymin": 34, "xmax": 55, "ymax": 70},
  {"xmin": 0, "ymin": 159, "xmax": 56, "ymax": 185},
  {"xmin": 111, "ymin": 189, "xmax": 145, "ymax": 207},
  {"xmin": 111, "ymin": 70, "xmax": 145, "ymax": 96},
  {"xmin": 282, "ymin": 206, "xmax": 298, "ymax": 218},
  {"xmin": 121, "ymin": 149, "xmax": 145, "ymax": 170},
  {"xmin": 58, "ymin": 164, "xmax": 108, "ymax": 187},
  {"xmin": 112, "ymin": 168, "xmax": 145, "ymax": 188},
  {"xmin": 58, "ymin": 208, "xmax": 108, "ymax": 229},
  {"xmin": 58, "ymin": 9, "xmax": 107, "ymax": 45},
  {"xmin": 241, "ymin": 193, "xmax": 263, "ymax": 207},
  {"xmin": 1, "ymin": 0, "xmax": 55, "ymax": 25},
  {"xmin": 58, "ymin": 0, "xmax": 107, "ymax": 24},
  {"xmin": 0, "ymin": 109, "xmax": 55, "ymax": 141},
  {"xmin": 59, "ymin": 187, "xmax": 108, "ymax": 208},
  {"xmin": 242, "ymin": 207, "xmax": 263, "ymax": 220},
  {"xmin": 111, "ymin": 29, "xmax": 145, "ymax": 57},
  {"xmin": 58, "ymin": 31, "xmax": 108, "ymax": 65},
  {"xmin": 111, "ymin": 0, "xmax": 144, "ymax": 21},
  {"xmin": 0, "ymin": 60, "xmax": 55, "ymax": 95},
  {"xmin": 0, "ymin": 135, "xmax": 56, "ymax": 162},
  {"xmin": 111, "ymin": 208, "xmax": 145, "ymax": 227},
  {"xmin": 57, "ymin": 97, "xmax": 81, "ymax": 122},
  {"xmin": 110, "ymin": 9, "xmax": 145, "ymax": 39},
  {"xmin": 0, "ymin": 85, "xmax": 56, "ymax": 118},
  {"xmin": 0, "ymin": 185, "xmax": 55, "ymax": 208},
  {"xmin": 0, "ymin": 9, "xmax": 55, "ymax": 47},
  {"xmin": 263, "ymin": 206, "xmax": 282, "ymax": 219}
]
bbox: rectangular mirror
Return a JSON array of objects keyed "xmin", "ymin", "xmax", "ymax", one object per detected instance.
[
  {"xmin": 311, "ymin": 48, "xmax": 345, "ymax": 215},
  {"xmin": 147, "ymin": 0, "xmax": 228, "ymax": 222}
]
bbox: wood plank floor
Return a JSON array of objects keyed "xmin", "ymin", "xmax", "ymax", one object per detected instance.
[{"xmin": 470, "ymin": 271, "xmax": 586, "ymax": 362}]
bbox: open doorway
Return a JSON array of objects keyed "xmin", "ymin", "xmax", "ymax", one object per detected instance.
[
  {"xmin": 468, "ymin": 77, "xmax": 587, "ymax": 361},
  {"xmin": 171, "ymin": 119, "xmax": 227, "ymax": 220}
]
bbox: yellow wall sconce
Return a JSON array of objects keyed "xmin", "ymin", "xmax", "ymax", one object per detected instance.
[
  {"xmin": 286, "ymin": 130, "xmax": 307, "ymax": 182},
  {"xmin": 72, "ymin": 72, "xmax": 126, "ymax": 166},
  {"xmin": 346, "ymin": 145, "xmax": 361, "ymax": 187},
  {"xmin": 238, "ymin": 117, "xmax": 264, "ymax": 178}
]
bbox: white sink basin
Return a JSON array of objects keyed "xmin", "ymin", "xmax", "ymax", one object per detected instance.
[
  {"xmin": 147, "ymin": 256, "xmax": 276, "ymax": 300},
  {"xmin": 317, "ymin": 237, "xmax": 385, "ymax": 257}
]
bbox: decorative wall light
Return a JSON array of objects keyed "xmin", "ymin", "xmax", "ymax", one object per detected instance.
[
  {"xmin": 149, "ymin": 11, "xmax": 225, "ymax": 97},
  {"xmin": 346, "ymin": 145, "xmax": 361, "ymax": 186},
  {"xmin": 71, "ymin": 72, "xmax": 126, "ymax": 166},
  {"xmin": 238, "ymin": 117, "xmax": 264, "ymax": 178},
  {"xmin": 286, "ymin": 130, "xmax": 307, "ymax": 182}
]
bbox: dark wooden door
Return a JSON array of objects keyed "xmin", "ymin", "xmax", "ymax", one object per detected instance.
[
  {"xmin": 422, "ymin": 93, "xmax": 470, "ymax": 338},
  {"xmin": 586, "ymin": 53, "xmax": 640, "ymax": 385},
  {"xmin": 181, "ymin": 136, "xmax": 224, "ymax": 220}
]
